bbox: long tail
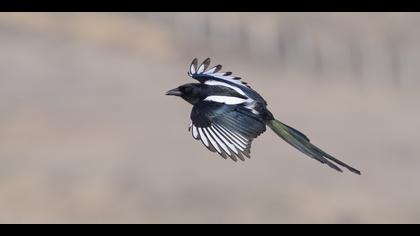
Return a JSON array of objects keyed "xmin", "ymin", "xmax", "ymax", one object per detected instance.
[{"xmin": 267, "ymin": 119, "xmax": 361, "ymax": 175}]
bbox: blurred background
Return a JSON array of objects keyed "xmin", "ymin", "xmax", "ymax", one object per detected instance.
[{"xmin": 0, "ymin": 12, "xmax": 419, "ymax": 223}]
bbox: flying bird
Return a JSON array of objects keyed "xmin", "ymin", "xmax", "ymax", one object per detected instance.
[{"xmin": 166, "ymin": 58, "xmax": 361, "ymax": 175}]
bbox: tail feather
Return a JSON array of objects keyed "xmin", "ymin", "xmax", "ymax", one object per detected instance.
[{"xmin": 267, "ymin": 119, "xmax": 361, "ymax": 175}]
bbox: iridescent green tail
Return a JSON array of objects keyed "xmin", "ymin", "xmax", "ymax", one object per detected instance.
[{"xmin": 267, "ymin": 119, "xmax": 361, "ymax": 175}]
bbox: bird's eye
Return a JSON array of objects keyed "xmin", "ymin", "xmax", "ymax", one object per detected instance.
[{"xmin": 183, "ymin": 86, "xmax": 193, "ymax": 94}]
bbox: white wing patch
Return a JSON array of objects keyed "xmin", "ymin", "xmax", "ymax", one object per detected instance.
[
  {"xmin": 211, "ymin": 126, "xmax": 239, "ymax": 155},
  {"xmin": 197, "ymin": 127, "xmax": 209, "ymax": 147},
  {"xmin": 203, "ymin": 128, "xmax": 221, "ymax": 154},
  {"xmin": 244, "ymin": 101, "xmax": 260, "ymax": 115},
  {"xmin": 189, "ymin": 58, "xmax": 197, "ymax": 74},
  {"xmin": 190, "ymin": 123, "xmax": 252, "ymax": 161},
  {"xmin": 204, "ymin": 80, "xmax": 247, "ymax": 96},
  {"xmin": 192, "ymin": 125, "xmax": 199, "ymax": 139},
  {"xmin": 214, "ymin": 124, "xmax": 247, "ymax": 150},
  {"xmin": 207, "ymin": 127, "xmax": 231, "ymax": 156},
  {"xmin": 203, "ymin": 66, "xmax": 220, "ymax": 75},
  {"xmin": 197, "ymin": 63, "xmax": 206, "ymax": 74},
  {"xmin": 204, "ymin": 96, "xmax": 247, "ymax": 105}
]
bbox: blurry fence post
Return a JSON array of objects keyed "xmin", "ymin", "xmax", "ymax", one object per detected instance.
[
  {"xmin": 387, "ymin": 35, "xmax": 402, "ymax": 88},
  {"xmin": 348, "ymin": 37, "xmax": 364, "ymax": 82}
]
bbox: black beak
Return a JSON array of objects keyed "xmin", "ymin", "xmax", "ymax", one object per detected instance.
[{"xmin": 165, "ymin": 88, "xmax": 182, "ymax": 96}]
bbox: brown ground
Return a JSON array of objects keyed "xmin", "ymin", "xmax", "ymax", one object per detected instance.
[{"xmin": 0, "ymin": 13, "xmax": 419, "ymax": 223}]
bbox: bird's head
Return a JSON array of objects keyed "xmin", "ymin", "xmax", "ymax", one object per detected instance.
[{"xmin": 166, "ymin": 83, "xmax": 202, "ymax": 105}]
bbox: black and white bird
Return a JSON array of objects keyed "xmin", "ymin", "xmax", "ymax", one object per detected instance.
[{"xmin": 166, "ymin": 58, "xmax": 361, "ymax": 175}]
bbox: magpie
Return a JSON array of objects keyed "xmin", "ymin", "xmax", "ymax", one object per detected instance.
[{"xmin": 166, "ymin": 58, "xmax": 361, "ymax": 175}]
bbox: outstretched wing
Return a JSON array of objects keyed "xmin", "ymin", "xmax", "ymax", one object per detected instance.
[
  {"xmin": 189, "ymin": 101, "xmax": 266, "ymax": 161},
  {"xmin": 187, "ymin": 58, "xmax": 267, "ymax": 105},
  {"xmin": 188, "ymin": 58, "xmax": 251, "ymax": 88}
]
